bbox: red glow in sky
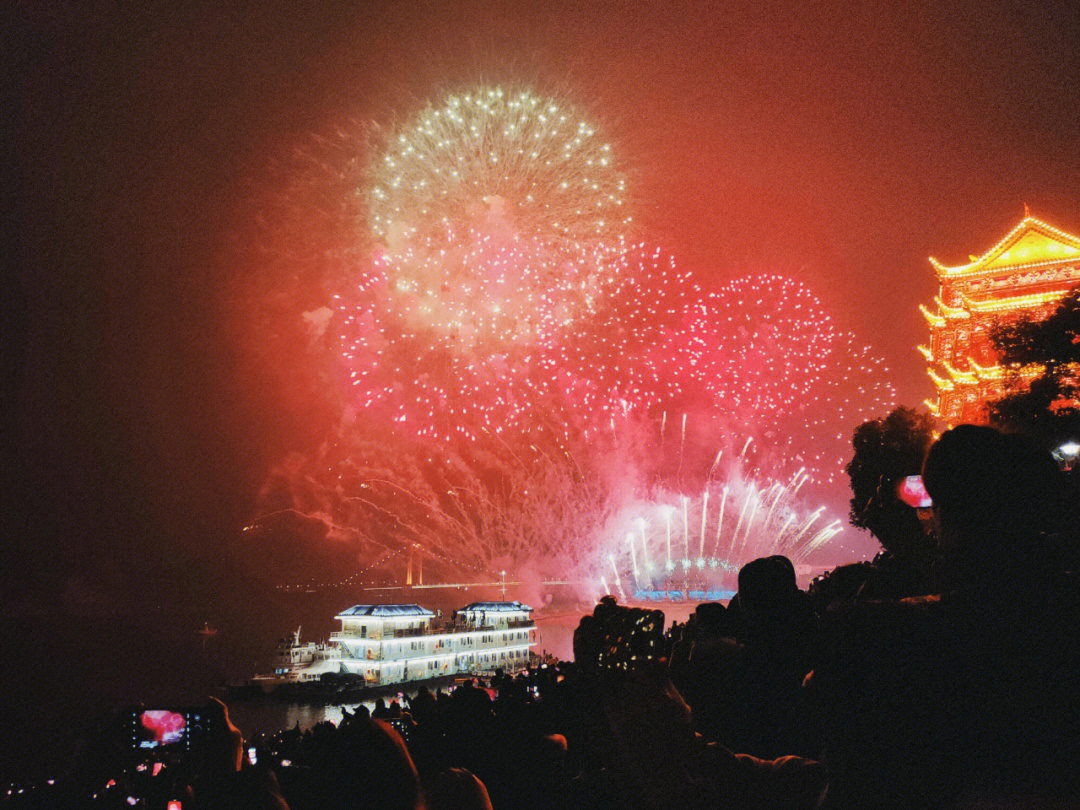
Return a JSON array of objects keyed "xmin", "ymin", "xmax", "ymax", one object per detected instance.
[{"xmin": 10, "ymin": 0, "xmax": 1080, "ymax": 608}]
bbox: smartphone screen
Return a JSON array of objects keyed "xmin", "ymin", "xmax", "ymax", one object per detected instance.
[
  {"xmin": 130, "ymin": 709, "xmax": 207, "ymax": 751},
  {"xmin": 247, "ymin": 747, "xmax": 258, "ymax": 767},
  {"xmin": 388, "ymin": 718, "xmax": 412, "ymax": 745},
  {"xmin": 896, "ymin": 475, "xmax": 933, "ymax": 508}
]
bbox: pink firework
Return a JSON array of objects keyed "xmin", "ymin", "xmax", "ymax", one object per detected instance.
[
  {"xmin": 683, "ymin": 275, "xmax": 838, "ymax": 414},
  {"xmin": 667, "ymin": 274, "xmax": 896, "ymax": 489},
  {"xmin": 335, "ymin": 239, "xmax": 696, "ymax": 442}
]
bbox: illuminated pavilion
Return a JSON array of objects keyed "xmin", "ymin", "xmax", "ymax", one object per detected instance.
[{"xmin": 920, "ymin": 213, "xmax": 1080, "ymax": 425}]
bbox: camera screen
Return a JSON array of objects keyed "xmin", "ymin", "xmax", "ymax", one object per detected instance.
[
  {"xmin": 596, "ymin": 607, "xmax": 665, "ymax": 674},
  {"xmin": 130, "ymin": 709, "xmax": 206, "ymax": 750},
  {"xmin": 388, "ymin": 717, "xmax": 412, "ymax": 745},
  {"xmin": 896, "ymin": 475, "xmax": 933, "ymax": 509}
]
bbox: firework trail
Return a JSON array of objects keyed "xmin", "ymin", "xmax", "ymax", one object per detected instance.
[
  {"xmin": 598, "ymin": 449, "xmax": 846, "ymax": 596},
  {"xmin": 249, "ymin": 420, "xmax": 629, "ymax": 589}
]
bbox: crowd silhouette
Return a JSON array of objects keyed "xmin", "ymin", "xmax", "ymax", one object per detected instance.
[{"xmin": 7, "ymin": 425, "xmax": 1080, "ymax": 809}]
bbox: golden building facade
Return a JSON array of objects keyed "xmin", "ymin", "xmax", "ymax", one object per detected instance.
[{"xmin": 921, "ymin": 214, "xmax": 1080, "ymax": 425}]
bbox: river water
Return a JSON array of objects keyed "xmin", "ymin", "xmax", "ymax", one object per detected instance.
[{"xmin": 0, "ymin": 595, "xmax": 696, "ymax": 781}]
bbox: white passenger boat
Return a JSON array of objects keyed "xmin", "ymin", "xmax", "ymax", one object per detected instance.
[{"xmin": 258, "ymin": 601, "xmax": 536, "ymax": 688}]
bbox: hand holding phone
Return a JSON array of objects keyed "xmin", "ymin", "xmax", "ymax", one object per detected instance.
[{"xmin": 204, "ymin": 697, "xmax": 245, "ymax": 776}]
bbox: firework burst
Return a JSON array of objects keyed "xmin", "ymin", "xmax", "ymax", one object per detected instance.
[
  {"xmin": 368, "ymin": 86, "xmax": 632, "ymax": 350},
  {"xmin": 370, "ymin": 86, "xmax": 629, "ymax": 248},
  {"xmin": 668, "ymin": 274, "xmax": 897, "ymax": 487},
  {"xmin": 335, "ymin": 239, "xmax": 695, "ymax": 442}
]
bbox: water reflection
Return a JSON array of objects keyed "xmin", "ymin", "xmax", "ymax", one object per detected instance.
[{"xmin": 228, "ymin": 692, "xmax": 413, "ymax": 738}]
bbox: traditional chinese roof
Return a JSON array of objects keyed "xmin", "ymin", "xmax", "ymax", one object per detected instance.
[
  {"xmin": 336, "ymin": 604, "xmax": 435, "ymax": 618},
  {"xmin": 455, "ymin": 601, "xmax": 533, "ymax": 613},
  {"xmin": 930, "ymin": 215, "xmax": 1080, "ymax": 277},
  {"xmin": 967, "ymin": 358, "xmax": 1045, "ymax": 381}
]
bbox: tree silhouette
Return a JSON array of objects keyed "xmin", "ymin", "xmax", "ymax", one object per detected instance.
[
  {"xmin": 846, "ymin": 407, "xmax": 936, "ymax": 553},
  {"xmin": 989, "ymin": 287, "xmax": 1080, "ymax": 449}
]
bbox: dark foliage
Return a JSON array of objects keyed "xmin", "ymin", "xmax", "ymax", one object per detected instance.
[
  {"xmin": 989, "ymin": 287, "xmax": 1080, "ymax": 448},
  {"xmin": 992, "ymin": 287, "xmax": 1080, "ymax": 372},
  {"xmin": 845, "ymin": 407, "xmax": 935, "ymax": 550}
]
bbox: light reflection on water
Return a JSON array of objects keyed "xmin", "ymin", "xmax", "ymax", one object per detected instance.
[
  {"xmin": 227, "ymin": 684, "xmax": 442, "ymax": 738},
  {"xmin": 228, "ymin": 700, "xmax": 368, "ymax": 737}
]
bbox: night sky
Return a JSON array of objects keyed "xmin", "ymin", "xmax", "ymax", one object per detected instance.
[{"xmin": 8, "ymin": 0, "xmax": 1080, "ymax": 615}]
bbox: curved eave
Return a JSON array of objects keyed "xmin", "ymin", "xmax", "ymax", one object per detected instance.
[
  {"xmin": 941, "ymin": 261, "xmax": 1080, "ymax": 282},
  {"xmin": 920, "ymin": 304, "xmax": 945, "ymax": 327},
  {"xmin": 972, "ymin": 362, "xmax": 1007, "ymax": 382},
  {"xmin": 998, "ymin": 367, "xmax": 1041, "ymax": 381},
  {"xmin": 962, "ymin": 289, "xmax": 1071, "ymax": 314},
  {"xmin": 923, "ymin": 399, "xmax": 940, "ymax": 416},
  {"xmin": 966, "ymin": 358, "xmax": 1046, "ymax": 381},
  {"xmin": 928, "ymin": 369, "xmax": 953, "ymax": 391},
  {"xmin": 942, "ymin": 361, "xmax": 976, "ymax": 384},
  {"xmin": 934, "ymin": 295, "xmax": 970, "ymax": 318},
  {"xmin": 937, "ymin": 256, "xmax": 1080, "ymax": 279},
  {"xmin": 917, "ymin": 345, "xmax": 933, "ymax": 361}
]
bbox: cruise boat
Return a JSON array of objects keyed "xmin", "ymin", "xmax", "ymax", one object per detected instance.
[{"xmin": 260, "ymin": 601, "xmax": 536, "ymax": 688}]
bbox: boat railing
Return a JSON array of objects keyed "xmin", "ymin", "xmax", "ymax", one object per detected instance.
[
  {"xmin": 330, "ymin": 631, "xmax": 382, "ymax": 642},
  {"xmin": 331, "ymin": 622, "xmax": 531, "ymax": 641},
  {"xmin": 331, "ymin": 627, "xmax": 434, "ymax": 641},
  {"xmin": 393, "ymin": 627, "xmax": 430, "ymax": 638},
  {"xmin": 448, "ymin": 620, "xmax": 534, "ymax": 631}
]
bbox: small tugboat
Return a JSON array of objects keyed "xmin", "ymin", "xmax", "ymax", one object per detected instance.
[{"xmin": 254, "ymin": 627, "xmax": 344, "ymax": 688}]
